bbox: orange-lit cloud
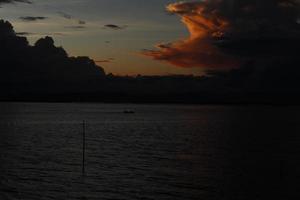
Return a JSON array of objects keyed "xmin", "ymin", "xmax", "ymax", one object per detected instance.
[
  {"xmin": 95, "ymin": 58, "xmax": 115, "ymax": 64},
  {"xmin": 143, "ymin": 1, "xmax": 238, "ymax": 69},
  {"xmin": 143, "ymin": 0, "xmax": 300, "ymax": 69}
]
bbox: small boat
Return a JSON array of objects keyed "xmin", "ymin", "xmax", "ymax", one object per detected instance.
[{"xmin": 123, "ymin": 110, "xmax": 135, "ymax": 114}]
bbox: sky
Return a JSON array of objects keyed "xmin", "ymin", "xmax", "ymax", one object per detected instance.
[
  {"xmin": 0, "ymin": 0, "xmax": 299, "ymax": 76},
  {"xmin": 0, "ymin": 0, "xmax": 207, "ymax": 76}
]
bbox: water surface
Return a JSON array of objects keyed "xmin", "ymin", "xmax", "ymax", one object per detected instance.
[{"xmin": 0, "ymin": 103, "xmax": 300, "ymax": 199}]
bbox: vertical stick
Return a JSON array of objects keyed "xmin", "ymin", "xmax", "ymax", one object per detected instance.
[
  {"xmin": 82, "ymin": 120, "xmax": 86, "ymax": 175},
  {"xmin": 280, "ymin": 160, "xmax": 284, "ymax": 182}
]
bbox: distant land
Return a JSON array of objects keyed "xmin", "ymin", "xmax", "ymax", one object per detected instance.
[{"xmin": 1, "ymin": 20, "xmax": 300, "ymax": 104}]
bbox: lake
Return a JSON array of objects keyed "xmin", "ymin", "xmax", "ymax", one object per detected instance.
[{"xmin": 0, "ymin": 103, "xmax": 300, "ymax": 199}]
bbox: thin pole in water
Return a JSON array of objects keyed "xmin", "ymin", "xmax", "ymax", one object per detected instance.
[{"xmin": 82, "ymin": 120, "xmax": 86, "ymax": 175}]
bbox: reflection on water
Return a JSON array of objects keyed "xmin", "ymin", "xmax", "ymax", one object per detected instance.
[{"xmin": 0, "ymin": 103, "xmax": 300, "ymax": 199}]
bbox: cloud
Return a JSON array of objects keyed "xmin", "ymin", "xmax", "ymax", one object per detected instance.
[
  {"xmin": 16, "ymin": 31, "xmax": 32, "ymax": 36},
  {"xmin": 19, "ymin": 16, "xmax": 48, "ymax": 22},
  {"xmin": 58, "ymin": 11, "xmax": 86, "ymax": 25},
  {"xmin": 57, "ymin": 11, "xmax": 72, "ymax": 20},
  {"xmin": 64, "ymin": 25, "xmax": 85, "ymax": 29},
  {"xmin": 0, "ymin": 19, "xmax": 105, "ymax": 95},
  {"xmin": 104, "ymin": 24, "xmax": 127, "ymax": 30},
  {"xmin": 0, "ymin": 0, "xmax": 31, "ymax": 4},
  {"xmin": 16, "ymin": 32, "xmax": 67, "ymax": 36},
  {"xmin": 1, "ymin": 18, "xmax": 300, "ymax": 103},
  {"xmin": 143, "ymin": 0, "xmax": 300, "ymax": 70},
  {"xmin": 95, "ymin": 58, "xmax": 114, "ymax": 63}
]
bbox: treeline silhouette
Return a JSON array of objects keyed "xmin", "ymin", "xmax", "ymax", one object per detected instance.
[{"xmin": 1, "ymin": 20, "xmax": 300, "ymax": 104}]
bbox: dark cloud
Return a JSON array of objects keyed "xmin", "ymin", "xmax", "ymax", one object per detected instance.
[
  {"xmin": 57, "ymin": 11, "xmax": 72, "ymax": 20},
  {"xmin": 0, "ymin": 0, "xmax": 31, "ymax": 4},
  {"xmin": 95, "ymin": 60, "xmax": 110, "ymax": 63},
  {"xmin": 104, "ymin": 24, "xmax": 127, "ymax": 30},
  {"xmin": 0, "ymin": 19, "xmax": 15, "ymax": 36},
  {"xmin": 58, "ymin": 11, "xmax": 86, "ymax": 25},
  {"xmin": 16, "ymin": 31, "xmax": 32, "ymax": 36},
  {"xmin": 95, "ymin": 58, "xmax": 115, "ymax": 63},
  {"xmin": 19, "ymin": 16, "xmax": 48, "ymax": 22},
  {"xmin": 16, "ymin": 32, "xmax": 67, "ymax": 36},
  {"xmin": 143, "ymin": 0, "xmax": 300, "ymax": 70},
  {"xmin": 0, "ymin": 19, "xmax": 105, "ymax": 96},
  {"xmin": 64, "ymin": 25, "xmax": 85, "ymax": 29}
]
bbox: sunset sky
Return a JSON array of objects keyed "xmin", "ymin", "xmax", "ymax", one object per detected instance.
[
  {"xmin": 0, "ymin": 0, "xmax": 207, "ymax": 75},
  {"xmin": 1, "ymin": 0, "xmax": 299, "ymax": 76}
]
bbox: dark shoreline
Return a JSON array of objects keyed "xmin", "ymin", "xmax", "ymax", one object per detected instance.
[{"xmin": 1, "ymin": 99, "xmax": 300, "ymax": 106}]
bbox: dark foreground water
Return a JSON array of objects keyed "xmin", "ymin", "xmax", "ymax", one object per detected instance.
[{"xmin": 0, "ymin": 103, "xmax": 300, "ymax": 200}]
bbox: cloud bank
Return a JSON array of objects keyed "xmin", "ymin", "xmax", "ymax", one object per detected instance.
[
  {"xmin": 0, "ymin": 20, "xmax": 105, "ymax": 94},
  {"xmin": 20, "ymin": 16, "xmax": 48, "ymax": 22},
  {"xmin": 1, "ymin": 19, "xmax": 300, "ymax": 103},
  {"xmin": 143, "ymin": 0, "xmax": 300, "ymax": 69}
]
